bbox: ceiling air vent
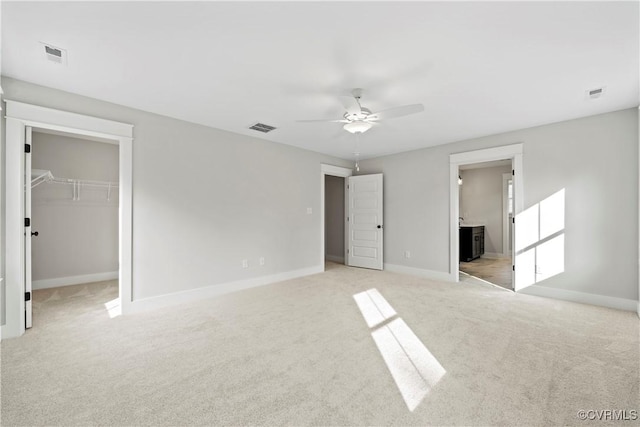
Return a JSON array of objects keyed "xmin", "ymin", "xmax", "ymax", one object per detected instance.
[
  {"xmin": 586, "ymin": 86, "xmax": 606, "ymax": 99},
  {"xmin": 41, "ymin": 42, "xmax": 67, "ymax": 65},
  {"xmin": 249, "ymin": 123, "xmax": 277, "ymax": 133}
]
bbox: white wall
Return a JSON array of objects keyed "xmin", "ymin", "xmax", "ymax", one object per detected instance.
[
  {"xmin": 0, "ymin": 85, "xmax": 5, "ymax": 326},
  {"xmin": 359, "ymin": 108, "xmax": 639, "ymax": 303},
  {"xmin": 460, "ymin": 165, "xmax": 512, "ymax": 255},
  {"xmin": 324, "ymin": 175, "xmax": 344, "ymax": 262},
  {"xmin": 31, "ymin": 132, "xmax": 118, "ymax": 286},
  {"xmin": 2, "ymin": 77, "xmax": 352, "ymax": 304}
]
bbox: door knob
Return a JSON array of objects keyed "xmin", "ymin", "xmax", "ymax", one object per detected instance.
[
  {"xmin": 377, "ymin": 225, "xmax": 382, "ymax": 229},
  {"xmin": 31, "ymin": 231, "xmax": 39, "ymax": 237}
]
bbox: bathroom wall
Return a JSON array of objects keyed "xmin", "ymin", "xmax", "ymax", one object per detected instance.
[{"xmin": 459, "ymin": 164, "xmax": 512, "ymax": 256}]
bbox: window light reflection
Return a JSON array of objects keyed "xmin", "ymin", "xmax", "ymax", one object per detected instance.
[
  {"xmin": 353, "ymin": 288, "xmax": 397, "ymax": 328},
  {"xmin": 354, "ymin": 289, "xmax": 445, "ymax": 412},
  {"xmin": 514, "ymin": 188, "xmax": 566, "ymax": 290},
  {"xmin": 104, "ymin": 298, "xmax": 121, "ymax": 318}
]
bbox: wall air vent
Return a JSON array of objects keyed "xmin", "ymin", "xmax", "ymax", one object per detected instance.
[
  {"xmin": 41, "ymin": 42, "xmax": 67, "ymax": 65},
  {"xmin": 249, "ymin": 123, "xmax": 277, "ymax": 133},
  {"xmin": 586, "ymin": 86, "xmax": 606, "ymax": 99}
]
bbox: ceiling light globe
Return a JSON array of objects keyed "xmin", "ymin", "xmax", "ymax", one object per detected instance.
[{"xmin": 343, "ymin": 121, "xmax": 373, "ymax": 134}]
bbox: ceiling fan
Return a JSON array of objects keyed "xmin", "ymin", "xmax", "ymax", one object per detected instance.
[{"xmin": 298, "ymin": 88, "xmax": 424, "ymax": 134}]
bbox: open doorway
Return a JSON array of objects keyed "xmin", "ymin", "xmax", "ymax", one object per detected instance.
[
  {"xmin": 29, "ymin": 129, "xmax": 120, "ymax": 326},
  {"xmin": 449, "ymin": 143, "xmax": 523, "ymax": 290},
  {"xmin": 458, "ymin": 160, "xmax": 513, "ymax": 290},
  {"xmin": 320, "ymin": 165, "xmax": 385, "ymax": 271},
  {"xmin": 324, "ymin": 175, "xmax": 346, "ymax": 267},
  {"xmin": 320, "ymin": 164, "xmax": 352, "ymax": 271},
  {"xmin": 4, "ymin": 100, "xmax": 133, "ymax": 338}
]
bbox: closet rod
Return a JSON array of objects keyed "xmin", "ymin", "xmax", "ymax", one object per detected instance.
[
  {"xmin": 31, "ymin": 169, "xmax": 119, "ymax": 190},
  {"xmin": 48, "ymin": 178, "xmax": 119, "ymax": 189}
]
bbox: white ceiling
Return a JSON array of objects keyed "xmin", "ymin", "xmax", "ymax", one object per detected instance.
[{"xmin": 2, "ymin": 1, "xmax": 638, "ymax": 160}]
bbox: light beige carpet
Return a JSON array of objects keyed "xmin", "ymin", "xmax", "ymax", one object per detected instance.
[{"xmin": 1, "ymin": 263, "xmax": 638, "ymax": 426}]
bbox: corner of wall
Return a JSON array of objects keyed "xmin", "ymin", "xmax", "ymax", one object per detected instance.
[
  {"xmin": 519, "ymin": 285, "xmax": 638, "ymax": 312},
  {"xmin": 128, "ymin": 265, "xmax": 324, "ymax": 314},
  {"xmin": 384, "ymin": 263, "xmax": 454, "ymax": 283}
]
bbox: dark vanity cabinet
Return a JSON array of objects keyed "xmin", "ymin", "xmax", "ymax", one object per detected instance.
[{"xmin": 460, "ymin": 226, "xmax": 485, "ymax": 262}]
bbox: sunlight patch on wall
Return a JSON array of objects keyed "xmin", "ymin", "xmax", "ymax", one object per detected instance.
[
  {"xmin": 515, "ymin": 202, "xmax": 539, "ymax": 252},
  {"xmin": 354, "ymin": 289, "xmax": 445, "ymax": 411},
  {"xmin": 540, "ymin": 189, "xmax": 565, "ymax": 239},
  {"xmin": 536, "ymin": 234, "xmax": 565, "ymax": 282},
  {"xmin": 515, "ymin": 189, "xmax": 565, "ymax": 290}
]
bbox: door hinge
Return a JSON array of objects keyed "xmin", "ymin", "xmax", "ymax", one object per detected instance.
[
  {"xmin": 512, "ymin": 217, "xmax": 515, "ymax": 224},
  {"xmin": 25, "ymin": 143, "xmax": 31, "ymax": 153},
  {"xmin": 25, "ymin": 291, "xmax": 31, "ymax": 302},
  {"xmin": 25, "ymin": 218, "xmax": 31, "ymax": 227},
  {"xmin": 512, "ymin": 169, "xmax": 514, "ymax": 176},
  {"xmin": 347, "ymin": 184, "xmax": 349, "ymax": 190},
  {"xmin": 512, "ymin": 265, "xmax": 515, "ymax": 271}
]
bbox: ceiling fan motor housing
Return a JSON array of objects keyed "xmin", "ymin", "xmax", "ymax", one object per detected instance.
[{"xmin": 344, "ymin": 107, "xmax": 372, "ymax": 122}]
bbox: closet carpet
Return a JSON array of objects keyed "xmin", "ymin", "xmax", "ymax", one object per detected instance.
[{"xmin": 2, "ymin": 263, "xmax": 638, "ymax": 426}]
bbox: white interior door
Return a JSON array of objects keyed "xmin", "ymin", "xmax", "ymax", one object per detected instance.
[
  {"xmin": 24, "ymin": 126, "xmax": 33, "ymax": 328},
  {"xmin": 347, "ymin": 174, "xmax": 383, "ymax": 270}
]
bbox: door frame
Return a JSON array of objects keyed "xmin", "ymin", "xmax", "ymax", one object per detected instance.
[
  {"xmin": 24, "ymin": 126, "xmax": 33, "ymax": 329},
  {"xmin": 502, "ymin": 172, "xmax": 513, "ymax": 257},
  {"xmin": 3, "ymin": 100, "xmax": 133, "ymax": 338},
  {"xmin": 449, "ymin": 144, "xmax": 523, "ymax": 285},
  {"xmin": 320, "ymin": 164, "xmax": 353, "ymax": 270}
]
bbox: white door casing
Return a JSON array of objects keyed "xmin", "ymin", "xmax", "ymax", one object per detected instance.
[
  {"xmin": 24, "ymin": 126, "xmax": 33, "ymax": 328},
  {"xmin": 3, "ymin": 100, "xmax": 133, "ymax": 338},
  {"xmin": 320, "ymin": 164, "xmax": 353, "ymax": 270},
  {"xmin": 502, "ymin": 172, "xmax": 514, "ymax": 258},
  {"xmin": 449, "ymin": 144, "xmax": 523, "ymax": 285},
  {"xmin": 348, "ymin": 174, "xmax": 384, "ymax": 270}
]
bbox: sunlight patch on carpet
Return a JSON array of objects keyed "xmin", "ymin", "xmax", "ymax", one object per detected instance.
[
  {"xmin": 104, "ymin": 298, "xmax": 121, "ymax": 318},
  {"xmin": 354, "ymin": 289, "xmax": 445, "ymax": 411}
]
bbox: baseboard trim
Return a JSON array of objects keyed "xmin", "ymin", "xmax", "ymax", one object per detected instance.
[
  {"xmin": 519, "ymin": 285, "xmax": 638, "ymax": 312},
  {"xmin": 384, "ymin": 263, "xmax": 454, "ymax": 282},
  {"xmin": 129, "ymin": 265, "xmax": 324, "ymax": 313},
  {"xmin": 32, "ymin": 271, "xmax": 119, "ymax": 290},
  {"xmin": 482, "ymin": 252, "xmax": 510, "ymax": 259},
  {"xmin": 325, "ymin": 255, "xmax": 345, "ymax": 263}
]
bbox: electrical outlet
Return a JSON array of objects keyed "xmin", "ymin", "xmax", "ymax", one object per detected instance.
[
  {"xmin": 307, "ymin": 207, "xmax": 313, "ymax": 214},
  {"xmin": 259, "ymin": 257, "xmax": 265, "ymax": 266},
  {"xmin": 242, "ymin": 259, "xmax": 249, "ymax": 269},
  {"xmin": 535, "ymin": 265, "xmax": 542, "ymax": 274},
  {"xmin": 404, "ymin": 250, "xmax": 411, "ymax": 259}
]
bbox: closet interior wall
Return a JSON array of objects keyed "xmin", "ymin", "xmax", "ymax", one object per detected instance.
[{"xmin": 31, "ymin": 131, "xmax": 119, "ymax": 289}]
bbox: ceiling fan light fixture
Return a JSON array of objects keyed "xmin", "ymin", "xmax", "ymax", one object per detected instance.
[{"xmin": 343, "ymin": 121, "xmax": 372, "ymax": 134}]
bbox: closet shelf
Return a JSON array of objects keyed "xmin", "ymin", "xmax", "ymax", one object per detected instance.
[{"xmin": 30, "ymin": 169, "xmax": 119, "ymax": 201}]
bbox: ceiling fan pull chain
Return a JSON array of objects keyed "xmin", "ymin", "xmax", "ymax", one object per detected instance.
[{"xmin": 354, "ymin": 132, "xmax": 361, "ymax": 172}]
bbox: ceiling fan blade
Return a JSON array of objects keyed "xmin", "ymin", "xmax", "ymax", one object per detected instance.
[
  {"xmin": 338, "ymin": 95, "xmax": 362, "ymax": 115},
  {"xmin": 368, "ymin": 103, "xmax": 424, "ymax": 120},
  {"xmin": 296, "ymin": 118, "xmax": 349, "ymax": 123}
]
